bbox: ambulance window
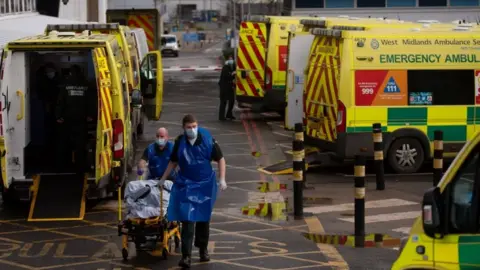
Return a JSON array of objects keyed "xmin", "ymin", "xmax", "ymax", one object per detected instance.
[
  {"xmin": 448, "ymin": 150, "xmax": 479, "ymax": 233},
  {"xmin": 141, "ymin": 54, "xmax": 156, "ymax": 79},
  {"xmin": 407, "ymin": 70, "xmax": 474, "ymax": 106}
]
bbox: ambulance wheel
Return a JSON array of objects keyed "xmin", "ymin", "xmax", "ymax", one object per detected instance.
[
  {"xmin": 387, "ymin": 137, "xmax": 425, "ymax": 174},
  {"xmin": 122, "ymin": 248, "xmax": 128, "ymax": 260},
  {"xmin": 0, "ymin": 186, "xmax": 15, "ymax": 206},
  {"xmin": 173, "ymin": 52, "xmax": 179, "ymax": 57},
  {"xmin": 162, "ymin": 248, "xmax": 168, "ymax": 260}
]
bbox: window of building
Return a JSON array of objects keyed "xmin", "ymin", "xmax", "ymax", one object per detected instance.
[
  {"xmin": 326, "ymin": 0, "xmax": 354, "ymax": 8},
  {"xmin": 295, "ymin": 0, "xmax": 324, "ymax": 8},
  {"xmin": 387, "ymin": 0, "xmax": 416, "ymax": 7},
  {"xmin": 407, "ymin": 70, "xmax": 474, "ymax": 106},
  {"xmin": 450, "ymin": 0, "xmax": 479, "ymax": 6},
  {"xmin": 419, "ymin": 0, "xmax": 447, "ymax": 6},
  {"xmin": 357, "ymin": 0, "xmax": 386, "ymax": 7}
]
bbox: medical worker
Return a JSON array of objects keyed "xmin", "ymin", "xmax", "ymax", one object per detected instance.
[
  {"xmin": 138, "ymin": 127, "xmax": 175, "ymax": 179},
  {"xmin": 160, "ymin": 114, "xmax": 227, "ymax": 268}
]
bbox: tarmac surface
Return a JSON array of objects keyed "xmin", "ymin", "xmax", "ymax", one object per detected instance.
[{"xmin": 0, "ymin": 48, "xmax": 434, "ymax": 269}]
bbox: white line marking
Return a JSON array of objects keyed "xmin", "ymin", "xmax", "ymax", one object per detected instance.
[
  {"xmin": 393, "ymin": 227, "xmax": 412, "ymax": 235},
  {"xmin": 273, "ymin": 131, "xmax": 291, "ymax": 138},
  {"xmin": 339, "ymin": 211, "xmax": 420, "ymax": 223},
  {"xmin": 304, "ymin": 198, "xmax": 418, "ymax": 214}
]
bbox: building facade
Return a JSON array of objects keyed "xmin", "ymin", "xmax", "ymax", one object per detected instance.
[{"xmin": 283, "ymin": 0, "xmax": 480, "ymax": 22}]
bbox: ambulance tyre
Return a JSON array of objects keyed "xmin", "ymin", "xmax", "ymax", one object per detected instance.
[
  {"xmin": 387, "ymin": 137, "xmax": 425, "ymax": 174},
  {"xmin": 0, "ymin": 185, "xmax": 15, "ymax": 206}
]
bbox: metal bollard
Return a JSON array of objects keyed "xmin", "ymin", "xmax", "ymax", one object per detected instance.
[
  {"xmin": 354, "ymin": 155, "xmax": 366, "ymax": 248},
  {"xmin": 292, "ymin": 123, "xmax": 305, "ymax": 219},
  {"xmin": 372, "ymin": 123, "xmax": 385, "ymax": 191},
  {"xmin": 433, "ymin": 130, "xmax": 444, "ymax": 186}
]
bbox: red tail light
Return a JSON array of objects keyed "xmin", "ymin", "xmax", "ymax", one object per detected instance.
[
  {"xmin": 265, "ymin": 67, "xmax": 272, "ymax": 91},
  {"xmin": 112, "ymin": 119, "xmax": 124, "ymax": 159},
  {"xmin": 336, "ymin": 100, "xmax": 346, "ymax": 133}
]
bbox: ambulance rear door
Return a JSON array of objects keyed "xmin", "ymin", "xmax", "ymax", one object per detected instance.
[
  {"xmin": 1, "ymin": 50, "xmax": 27, "ymax": 187},
  {"xmin": 285, "ymin": 32, "xmax": 314, "ymax": 130},
  {"xmin": 140, "ymin": 51, "xmax": 163, "ymax": 120}
]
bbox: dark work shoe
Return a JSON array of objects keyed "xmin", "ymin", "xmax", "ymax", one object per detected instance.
[
  {"xmin": 179, "ymin": 256, "xmax": 191, "ymax": 268},
  {"xmin": 226, "ymin": 116, "xmax": 236, "ymax": 120},
  {"xmin": 199, "ymin": 249, "xmax": 210, "ymax": 262}
]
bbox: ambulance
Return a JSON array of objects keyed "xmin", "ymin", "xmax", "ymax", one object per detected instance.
[
  {"xmin": 392, "ymin": 129, "xmax": 480, "ymax": 269},
  {"xmin": 285, "ymin": 17, "xmax": 444, "ymax": 131},
  {"xmin": 299, "ymin": 26, "xmax": 480, "ymax": 174},
  {"xmin": 236, "ymin": 15, "xmax": 316, "ymax": 113},
  {"xmin": 44, "ymin": 23, "xmax": 164, "ymax": 136},
  {"xmin": 0, "ymin": 29, "xmax": 163, "ymax": 221}
]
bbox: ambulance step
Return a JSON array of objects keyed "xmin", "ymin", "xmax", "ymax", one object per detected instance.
[
  {"xmin": 28, "ymin": 173, "xmax": 87, "ymax": 222},
  {"xmin": 258, "ymin": 152, "xmax": 332, "ymax": 175}
]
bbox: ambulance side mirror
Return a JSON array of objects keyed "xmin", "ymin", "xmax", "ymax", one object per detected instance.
[{"xmin": 422, "ymin": 187, "xmax": 444, "ymax": 239}]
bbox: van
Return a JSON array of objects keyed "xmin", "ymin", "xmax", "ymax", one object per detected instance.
[
  {"xmin": 0, "ymin": 30, "xmax": 163, "ymax": 221},
  {"xmin": 392, "ymin": 130, "xmax": 480, "ymax": 269},
  {"xmin": 161, "ymin": 34, "xmax": 180, "ymax": 57},
  {"xmin": 285, "ymin": 17, "xmax": 442, "ymax": 131},
  {"xmin": 44, "ymin": 24, "xmax": 165, "ymax": 136},
  {"xmin": 302, "ymin": 26, "xmax": 480, "ymax": 174}
]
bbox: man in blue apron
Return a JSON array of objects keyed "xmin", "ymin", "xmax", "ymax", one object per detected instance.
[
  {"xmin": 160, "ymin": 114, "xmax": 227, "ymax": 268},
  {"xmin": 138, "ymin": 127, "xmax": 175, "ymax": 179}
]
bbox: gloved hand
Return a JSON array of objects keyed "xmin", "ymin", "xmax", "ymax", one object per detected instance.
[{"xmin": 218, "ymin": 178, "xmax": 227, "ymax": 191}]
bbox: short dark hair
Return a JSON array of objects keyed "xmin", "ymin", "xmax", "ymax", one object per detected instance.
[{"xmin": 182, "ymin": 114, "xmax": 197, "ymax": 126}]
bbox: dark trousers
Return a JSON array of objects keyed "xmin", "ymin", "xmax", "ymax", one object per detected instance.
[
  {"xmin": 181, "ymin": 221, "xmax": 210, "ymax": 257},
  {"xmin": 56, "ymin": 122, "xmax": 87, "ymax": 172},
  {"xmin": 219, "ymin": 98, "xmax": 234, "ymax": 120}
]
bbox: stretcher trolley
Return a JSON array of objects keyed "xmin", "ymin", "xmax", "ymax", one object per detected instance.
[{"xmin": 117, "ymin": 176, "xmax": 181, "ymax": 260}]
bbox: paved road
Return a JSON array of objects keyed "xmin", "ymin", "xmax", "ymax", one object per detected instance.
[{"xmin": 0, "ymin": 50, "xmax": 435, "ymax": 269}]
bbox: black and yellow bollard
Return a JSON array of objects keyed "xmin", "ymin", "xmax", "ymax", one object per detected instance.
[
  {"xmin": 372, "ymin": 123, "xmax": 385, "ymax": 191},
  {"xmin": 292, "ymin": 123, "xmax": 305, "ymax": 219},
  {"xmin": 374, "ymin": 233, "xmax": 383, "ymax": 248},
  {"xmin": 433, "ymin": 130, "xmax": 443, "ymax": 186},
  {"xmin": 354, "ymin": 154, "xmax": 366, "ymax": 248}
]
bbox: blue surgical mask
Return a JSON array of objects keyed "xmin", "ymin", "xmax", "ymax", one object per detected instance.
[
  {"xmin": 156, "ymin": 138, "xmax": 166, "ymax": 147},
  {"xmin": 185, "ymin": 127, "xmax": 198, "ymax": 139},
  {"xmin": 226, "ymin": 60, "xmax": 234, "ymax": 65}
]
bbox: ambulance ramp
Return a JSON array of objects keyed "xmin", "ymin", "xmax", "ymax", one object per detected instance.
[
  {"xmin": 258, "ymin": 150, "xmax": 332, "ymax": 175},
  {"xmin": 28, "ymin": 173, "xmax": 87, "ymax": 222}
]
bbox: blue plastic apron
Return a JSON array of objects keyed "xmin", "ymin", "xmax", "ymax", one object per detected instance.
[
  {"xmin": 147, "ymin": 141, "xmax": 174, "ymax": 179},
  {"xmin": 167, "ymin": 127, "xmax": 218, "ymax": 222}
]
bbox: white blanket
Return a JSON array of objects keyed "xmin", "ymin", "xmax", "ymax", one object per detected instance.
[{"xmin": 124, "ymin": 179, "xmax": 173, "ymax": 220}]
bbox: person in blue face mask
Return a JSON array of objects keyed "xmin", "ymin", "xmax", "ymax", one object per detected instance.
[
  {"xmin": 218, "ymin": 55, "xmax": 236, "ymax": 121},
  {"xmin": 138, "ymin": 127, "xmax": 175, "ymax": 179},
  {"xmin": 160, "ymin": 114, "xmax": 227, "ymax": 268}
]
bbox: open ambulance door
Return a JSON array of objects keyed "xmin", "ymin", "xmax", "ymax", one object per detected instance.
[
  {"xmin": 1, "ymin": 50, "xmax": 26, "ymax": 190},
  {"xmin": 140, "ymin": 50, "xmax": 163, "ymax": 121},
  {"xmin": 285, "ymin": 33, "xmax": 314, "ymax": 131}
]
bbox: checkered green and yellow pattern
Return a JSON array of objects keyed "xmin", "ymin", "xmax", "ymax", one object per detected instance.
[{"xmin": 347, "ymin": 106, "xmax": 479, "ymax": 142}]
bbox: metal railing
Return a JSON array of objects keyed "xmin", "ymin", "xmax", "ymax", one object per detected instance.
[{"xmin": 0, "ymin": 0, "xmax": 36, "ymax": 15}]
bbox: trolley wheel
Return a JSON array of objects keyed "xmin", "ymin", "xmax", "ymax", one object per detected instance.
[
  {"xmin": 122, "ymin": 248, "xmax": 128, "ymax": 261},
  {"xmin": 175, "ymin": 235, "xmax": 180, "ymax": 249},
  {"xmin": 162, "ymin": 248, "xmax": 168, "ymax": 260}
]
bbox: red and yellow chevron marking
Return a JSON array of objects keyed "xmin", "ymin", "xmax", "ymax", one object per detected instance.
[
  {"xmin": 304, "ymin": 37, "xmax": 342, "ymax": 143},
  {"xmin": 94, "ymin": 48, "xmax": 113, "ymax": 178},
  {"xmin": 236, "ymin": 22, "xmax": 267, "ymax": 98},
  {"xmin": 127, "ymin": 14, "xmax": 155, "ymax": 51}
]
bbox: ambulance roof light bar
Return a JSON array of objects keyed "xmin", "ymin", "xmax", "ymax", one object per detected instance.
[
  {"xmin": 243, "ymin": 15, "xmax": 270, "ymax": 23},
  {"xmin": 331, "ymin": 25, "xmax": 366, "ymax": 31},
  {"xmin": 310, "ymin": 28, "xmax": 342, "ymax": 38},
  {"xmin": 46, "ymin": 23, "xmax": 120, "ymax": 32},
  {"xmin": 299, "ymin": 19, "xmax": 326, "ymax": 27}
]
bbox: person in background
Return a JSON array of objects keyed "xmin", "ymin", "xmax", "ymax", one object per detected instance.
[
  {"xmin": 138, "ymin": 127, "xmax": 176, "ymax": 180},
  {"xmin": 218, "ymin": 55, "xmax": 236, "ymax": 121},
  {"xmin": 37, "ymin": 63, "xmax": 60, "ymax": 146},
  {"xmin": 160, "ymin": 114, "xmax": 227, "ymax": 268},
  {"xmin": 55, "ymin": 65, "xmax": 94, "ymax": 172}
]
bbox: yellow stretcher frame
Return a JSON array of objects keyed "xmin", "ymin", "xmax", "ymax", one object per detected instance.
[
  {"xmin": 118, "ymin": 176, "xmax": 181, "ymax": 260},
  {"xmin": 28, "ymin": 174, "xmax": 88, "ymax": 222}
]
